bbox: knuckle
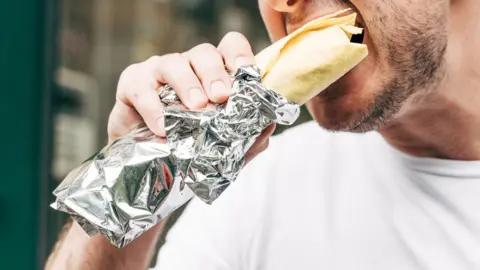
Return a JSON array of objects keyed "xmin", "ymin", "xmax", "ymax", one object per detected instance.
[
  {"xmin": 146, "ymin": 55, "xmax": 163, "ymax": 64},
  {"xmin": 164, "ymin": 52, "xmax": 186, "ymax": 62},
  {"xmin": 147, "ymin": 53, "xmax": 186, "ymax": 66},
  {"xmin": 118, "ymin": 64, "xmax": 141, "ymax": 95},
  {"xmin": 164, "ymin": 53, "xmax": 190, "ymax": 69},
  {"xmin": 191, "ymin": 43, "xmax": 217, "ymax": 53},
  {"xmin": 222, "ymin": 31, "xmax": 251, "ymax": 49},
  {"xmin": 130, "ymin": 90, "xmax": 142, "ymax": 102},
  {"xmin": 224, "ymin": 31, "xmax": 247, "ymax": 42},
  {"xmin": 120, "ymin": 63, "xmax": 139, "ymax": 77}
]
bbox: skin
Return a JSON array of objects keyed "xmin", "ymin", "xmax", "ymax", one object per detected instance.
[
  {"xmin": 263, "ymin": 0, "xmax": 480, "ymax": 160},
  {"xmin": 46, "ymin": 0, "xmax": 480, "ymax": 269}
]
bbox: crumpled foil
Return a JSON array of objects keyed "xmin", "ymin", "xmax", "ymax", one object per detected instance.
[{"xmin": 51, "ymin": 66, "xmax": 300, "ymax": 247}]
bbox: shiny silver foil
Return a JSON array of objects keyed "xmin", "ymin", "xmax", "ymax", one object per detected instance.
[{"xmin": 51, "ymin": 66, "xmax": 300, "ymax": 247}]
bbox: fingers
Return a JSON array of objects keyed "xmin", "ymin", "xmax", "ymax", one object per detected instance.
[
  {"xmin": 115, "ymin": 63, "xmax": 167, "ymax": 138},
  {"xmin": 147, "ymin": 54, "xmax": 208, "ymax": 109},
  {"xmin": 217, "ymin": 32, "xmax": 255, "ymax": 72},
  {"xmin": 186, "ymin": 44, "xmax": 232, "ymax": 103},
  {"xmin": 109, "ymin": 33, "xmax": 256, "ymax": 142},
  {"xmin": 107, "ymin": 101, "xmax": 143, "ymax": 143}
]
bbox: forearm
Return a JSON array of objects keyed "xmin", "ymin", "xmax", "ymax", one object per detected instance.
[{"xmin": 45, "ymin": 219, "xmax": 164, "ymax": 270}]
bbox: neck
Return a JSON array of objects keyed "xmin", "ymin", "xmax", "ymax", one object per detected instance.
[
  {"xmin": 380, "ymin": 92, "xmax": 480, "ymax": 161},
  {"xmin": 380, "ymin": 0, "xmax": 480, "ymax": 161}
]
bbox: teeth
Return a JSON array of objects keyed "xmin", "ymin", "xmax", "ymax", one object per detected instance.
[
  {"xmin": 351, "ymin": 33, "xmax": 364, "ymax": 44},
  {"xmin": 351, "ymin": 22, "xmax": 365, "ymax": 44}
]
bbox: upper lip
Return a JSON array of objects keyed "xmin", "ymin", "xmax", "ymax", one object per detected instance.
[{"xmin": 286, "ymin": 7, "xmax": 356, "ymax": 34}]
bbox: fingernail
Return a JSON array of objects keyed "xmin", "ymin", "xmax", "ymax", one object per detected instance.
[
  {"xmin": 210, "ymin": 81, "xmax": 229, "ymax": 97},
  {"xmin": 234, "ymin": 57, "xmax": 251, "ymax": 69},
  {"xmin": 189, "ymin": 87, "xmax": 206, "ymax": 107}
]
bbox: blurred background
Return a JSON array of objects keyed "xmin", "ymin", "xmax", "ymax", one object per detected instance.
[{"xmin": 0, "ymin": 0, "xmax": 311, "ymax": 269}]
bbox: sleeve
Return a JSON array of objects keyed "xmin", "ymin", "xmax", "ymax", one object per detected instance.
[{"xmin": 149, "ymin": 140, "xmax": 277, "ymax": 270}]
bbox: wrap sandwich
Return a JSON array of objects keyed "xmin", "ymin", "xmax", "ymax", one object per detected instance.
[{"xmin": 255, "ymin": 8, "xmax": 368, "ymax": 105}]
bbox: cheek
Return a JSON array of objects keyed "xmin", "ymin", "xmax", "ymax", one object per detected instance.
[
  {"xmin": 305, "ymin": 71, "xmax": 381, "ymax": 130},
  {"xmin": 350, "ymin": 0, "xmax": 447, "ymax": 70}
]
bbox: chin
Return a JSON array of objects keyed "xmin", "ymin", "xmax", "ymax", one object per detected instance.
[
  {"xmin": 306, "ymin": 84, "xmax": 392, "ymax": 134},
  {"xmin": 305, "ymin": 48, "xmax": 388, "ymax": 133},
  {"xmin": 302, "ymin": 15, "xmax": 389, "ymax": 133}
]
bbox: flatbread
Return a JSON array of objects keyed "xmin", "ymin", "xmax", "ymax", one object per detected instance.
[{"xmin": 254, "ymin": 9, "xmax": 368, "ymax": 105}]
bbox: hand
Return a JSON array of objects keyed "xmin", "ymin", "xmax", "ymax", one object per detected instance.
[{"xmin": 107, "ymin": 32, "xmax": 275, "ymax": 164}]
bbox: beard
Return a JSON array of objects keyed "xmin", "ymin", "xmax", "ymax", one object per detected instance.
[{"xmin": 304, "ymin": 0, "xmax": 449, "ymax": 133}]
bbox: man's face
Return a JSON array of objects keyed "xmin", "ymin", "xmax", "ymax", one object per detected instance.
[{"xmin": 259, "ymin": 0, "xmax": 449, "ymax": 132}]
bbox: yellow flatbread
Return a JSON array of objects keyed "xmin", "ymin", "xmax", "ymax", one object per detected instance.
[{"xmin": 254, "ymin": 9, "xmax": 368, "ymax": 105}]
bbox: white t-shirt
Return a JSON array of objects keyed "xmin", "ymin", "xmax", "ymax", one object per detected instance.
[{"xmin": 152, "ymin": 121, "xmax": 480, "ymax": 270}]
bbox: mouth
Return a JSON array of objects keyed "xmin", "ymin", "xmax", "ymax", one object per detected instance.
[
  {"xmin": 346, "ymin": 2, "xmax": 366, "ymax": 44},
  {"xmin": 315, "ymin": 13, "xmax": 369, "ymax": 101},
  {"xmin": 350, "ymin": 22, "xmax": 365, "ymax": 44},
  {"xmin": 285, "ymin": 5, "xmax": 375, "ymax": 131}
]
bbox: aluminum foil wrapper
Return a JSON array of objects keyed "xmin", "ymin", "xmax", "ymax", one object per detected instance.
[{"xmin": 51, "ymin": 66, "xmax": 300, "ymax": 247}]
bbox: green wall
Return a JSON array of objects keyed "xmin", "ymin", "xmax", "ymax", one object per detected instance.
[{"xmin": 0, "ymin": 0, "xmax": 56, "ymax": 269}]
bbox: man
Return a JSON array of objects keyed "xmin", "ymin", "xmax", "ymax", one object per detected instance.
[{"xmin": 46, "ymin": 0, "xmax": 480, "ymax": 269}]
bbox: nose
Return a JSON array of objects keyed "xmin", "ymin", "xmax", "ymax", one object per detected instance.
[{"xmin": 267, "ymin": 0, "xmax": 300, "ymax": 13}]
